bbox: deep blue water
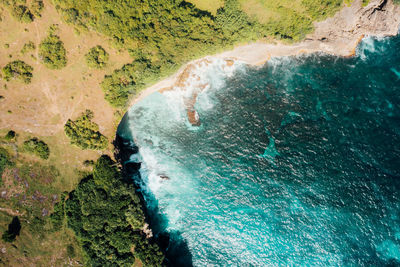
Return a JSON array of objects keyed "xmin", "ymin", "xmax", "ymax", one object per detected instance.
[{"xmin": 118, "ymin": 35, "xmax": 400, "ymax": 266}]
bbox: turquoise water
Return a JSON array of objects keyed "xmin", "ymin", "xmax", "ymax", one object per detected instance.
[{"xmin": 118, "ymin": 35, "xmax": 400, "ymax": 266}]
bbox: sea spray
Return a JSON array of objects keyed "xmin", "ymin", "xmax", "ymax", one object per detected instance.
[
  {"xmin": 119, "ymin": 35, "xmax": 400, "ymax": 266},
  {"xmin": 120, "ymin": 57, "xmax": 248, "ymax": 229}
]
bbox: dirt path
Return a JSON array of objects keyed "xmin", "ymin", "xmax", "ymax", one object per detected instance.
[{"xmin": 0, "ymin": 207, "xmax": 25, "ymax": 217}]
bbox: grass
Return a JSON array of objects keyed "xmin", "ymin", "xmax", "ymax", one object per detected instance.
[
  {"xmin": 0, "ymin": 128, "xmax": 87, "ymax": 265},
  {"xmin": 240, "ymin": 0, "xmax": 304, "ymax": 24},
  {"xmin": 185, "ymin": 0, "xmax": 224, "ymax": 15},
  {"xmin": 239, "ymin": 0, "xmax": 343, "ymax": 40},
  {"xmin": 0, "ymin": 138, "xmax": 83, "ymax": 265}
]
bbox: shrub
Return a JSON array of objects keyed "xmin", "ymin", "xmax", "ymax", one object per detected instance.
[
  {"xmin": 1, "ymin": 216, "xmax": 21, "ymax": 243},
  {"xmin": 85, "ymin": 45, "xmax": 109, "ymax": 69},
  {"xmin": 66, "ymin": 244, "xmax": 75, "ymax": 258},
  {"xmin": 21, "ymin": 41, "xmax": 35, "ymax": 55},
  {"xmin": 30, "ymin": 0, "xmax": 44, "ymax": 18},
  {"xmin": 23, "ymin": 138, "xmax": 50, "ymax": 159},
  {"xmin": 1, "ymin": 0, "xmax": 44, "ymax": 23},
  {"xmin": 2, "ymin": 60, "xmax": 33, "ymax": 84},
  {"xmin": 83, "ymin": 159, "xmax": 94, "ymax": 167},
  {"xmin": 4, "ymin": 130, "xmax": 16, "ymax": 141},
  {"xmin": 50, "ymin": 197, "xmax": 65, "ymax": 230},
  {"xmin": 39, "ymin": 32, "xmax": 67, "ymax": 69},
  {"xmin": 11, "ymin": 5, "xmax": 34, "ymax": 23},
  {"xmin": 52, "ymin": 0, "xmax": 348, "ymax": 107},
  {"xmin": 101, "ymin": 60, "xmax": 161, "ymax": 108},
  {"xmin": 64, "ymin": 110, "xmax": 108, "ymax": 150}
]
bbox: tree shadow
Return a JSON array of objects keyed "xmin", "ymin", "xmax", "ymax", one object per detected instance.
[
  {"xmin": 114, "ymin": 134, "xmax": 193, "ymax": 267},
  {"xmin": 2, "ymin": 216, "xmax": 21, "ymax": 243}
]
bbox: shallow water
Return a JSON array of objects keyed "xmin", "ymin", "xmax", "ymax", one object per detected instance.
[{"xmin": 118, "ymin": 35, "xmax": 400, "ymax": 266}]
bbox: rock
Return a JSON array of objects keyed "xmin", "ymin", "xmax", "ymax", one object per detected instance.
[
  {"xmin": 158, "ymin": 232, "xmax": 170, "ymax": 251},
  {"xmin": 125, "ymin": 162, "xmax": 141, "ymax": 173},
  {"xmin": 187, "ymin": 109, "xmax": 201, "ymax": 127},
  {"xmin": 225, "ymin": 59, "xmax": 235, "ymax": 66},
  {"xmin": 42, "ymin": 208, "xmax": 48, "ymax": 216},
  {"xmin": 142, "ymin": 223, "xmax": 153, "ymax": 238},
  {"xmin": 159, "ymin": 175, "xmax": 170, "ymax": 180},
  {"xmin": 144, "ymin": 139, "xmax": 154, "ymax": 146}
]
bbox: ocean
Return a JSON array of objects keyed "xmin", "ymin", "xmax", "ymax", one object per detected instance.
[{"xmin": 117, "ymin": 34, "xmax": 400, "ymax": 266}]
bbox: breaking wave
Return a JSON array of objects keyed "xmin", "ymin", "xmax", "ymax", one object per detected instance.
[{"xmin": 118, "ymin": 35, "xmax": 400, "ymax": 266}]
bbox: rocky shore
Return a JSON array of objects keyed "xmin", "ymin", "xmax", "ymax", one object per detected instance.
[{"xmin": 129, "ymin": 0, "xmax": 400, "ymax": 126}]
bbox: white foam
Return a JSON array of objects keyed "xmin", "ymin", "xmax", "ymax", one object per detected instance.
[
  {"xmin": 124, "ymin": 57, "xmax": 247, "ymax": 229},
  {"xmin": 357, "ymin": 35, "xmax": 390, "ymax": 60},
  {"xmin": 162, "ymin": 58, "xmax": 247, "ymax": 124}
]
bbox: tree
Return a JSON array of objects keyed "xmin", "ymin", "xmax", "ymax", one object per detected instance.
[
  {"xmin": 39, "ymin": 32, "xmax": 67, "ymax": 69},
  {"xmin": 2, "ymin": 60, "xmax": 33, "ymax": 84},
  {"xmin": 50, "ymin": 197, "xmax": 65, "ymax": 230},
  {"xmin": 65, "ymin": 155, "xmax": 165, "ymax": 266},
  {"xmin": 11, "ymin": 5, "xmax": 34, "ymax": 23},
  {"xmin": 30, "ymin": 0, "xmax": 44, "ymax": 18},
  {"xmin": 2, "ymin": 0, "xmax": 44, "ymax": 23},
  {"xmin": 85, "ymin": 45, "xmax": 109, "ymax": 69},
  {"xmin": 23, "ymin": 138, "xmax": 50, "ymax": 159},
  {"xmin": 2, "ymin": 217, "xmax": 21, "ymax": 243},
  {"xmin": 64, "ymin": 110, "xmax": 108, "ymax": 150}
]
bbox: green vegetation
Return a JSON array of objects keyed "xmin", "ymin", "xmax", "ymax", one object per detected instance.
[
  {"xmin": 1, "ymin": 216, "xmax": 21, "ymax": 242},
  {"xmin": 23, "ymin": 138, "xmax": 50, "ymax": 159},
  {"xmin": 187, "ymin": 0, "xmax": 224, "ymax": 15},
  {"xmin": 0, "ymin": 148, "xmax": 13, "ymax": 185},
  {"xmin": 64, "ymin": 110, "xmax": 108, "ymax": 150},
  {"xmin": 0, "ymin": 0, "xmax": 44, "ymax": 23},
  {"xmin": 4, "ymin": 130, "xmax": 16, "ymax": 141},
  {"xmin": 2, "ymin": 60, "xmax": 33, "ymax": 84},
  {"xmin": 53, "ymin": 0, "xmax": 255, "ymax": 107},
  {"xmin": 101, "ymin": 62, "xmax": 156, "ymax": 107},
  {"xmin": 53, "ymin": 0, "xmax": 345, "ymax": 108},
  {"xmin": 0, "ymin": 133, "xmax": 84, "ymax": 264},
  {"xmin": 239, "ymin": 0, "xmax": 342, "ymax": 39},
  {"xmin": 64, "ymin": 156, "xmax": 164, "ymax": 266},
  {"xmin": 49, "ymin": 192, "xmax": 66, "ymax": 230},
  {"xmin": 30, "ymin": 0, "xmax": 44, "ymax": 18},
  {"xmin": 39, "ymin": 31, "xmax": 67, "ymax": 69},
  {"xmin": 83, "ymin": 159, "xmax": 94, "ymax": 166},
  {"xmin": 21, "ymin": 41, "xmax": 35, "ymax": 55},
  {"xmin": 9, "ymin": 4, "xmax": 33, "ymax": 23},
  {"xmin": 85, "ymin": 45, "xmax": 109, "ymax": 69}
]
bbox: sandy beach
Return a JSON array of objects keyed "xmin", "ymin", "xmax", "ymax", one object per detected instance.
[{"xmin": 128, "ymin": 0, "xmax": 400, "ymax": 119}]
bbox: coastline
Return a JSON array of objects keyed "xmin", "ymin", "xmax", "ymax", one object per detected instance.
[
  {"xmin": 117, "ymin": 1, "xmax": 400, "ymax": 264},
  {"xmin": 128, "ymin": 0, "xmax": 400, "ymax": 121}
]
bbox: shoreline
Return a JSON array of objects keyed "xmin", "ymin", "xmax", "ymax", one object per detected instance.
[{"xmin": 128, "ymin": 0, "xmax": 400, "ymax": 118}]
